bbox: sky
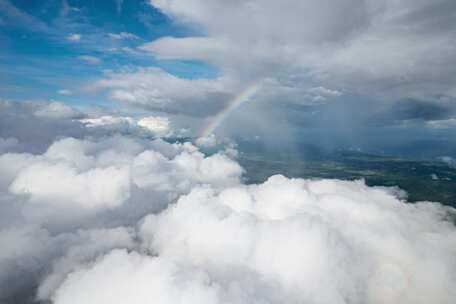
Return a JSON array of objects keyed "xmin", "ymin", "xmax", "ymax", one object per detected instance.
[
  {"xmin": 0, "ymin": 0, "xmax": 215, "ymax": 105},
  {"xmin": 1, "ymin": 1, "xmax": 456, "ymax": 304},
  {"xmin": 1, "ymin": 0, "xmax": 456, "ymax": 157}
]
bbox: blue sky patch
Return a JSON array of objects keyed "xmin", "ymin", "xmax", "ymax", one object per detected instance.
[{"xmin": 0, "ymin": 0, "xmax": 215, "ymax": 105}]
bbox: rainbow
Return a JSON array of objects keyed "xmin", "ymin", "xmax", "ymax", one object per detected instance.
[{"xmin": 198, "ymin": 83, "xmax": 259, "ymax": 139}]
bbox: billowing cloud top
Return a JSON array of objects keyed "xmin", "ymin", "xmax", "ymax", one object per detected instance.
[{"xmin": 0, "ymin": 100, "xmax": 455, "ymax": 304}]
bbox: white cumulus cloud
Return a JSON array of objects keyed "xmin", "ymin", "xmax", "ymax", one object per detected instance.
[
  {"xmin": 0, "ymin": 101, "xmax": 455, "ymax": 304},
  {"xmin": 50, "ymin": 175, "xmax": 456, "ymax": 304}
]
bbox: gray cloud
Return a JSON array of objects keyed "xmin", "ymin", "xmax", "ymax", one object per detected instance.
[
  {"xmin": 147, "ymin": 0, "xmax": 456, "ymax": 101},
  {"xmin": 0, "ymin": 100, "xmax": 187, "ymax": 153},
  {"xmin": 389, "ymin": 99, "xmax": 456, "ymax": 121},
  {"xmin": 87, "ymin": 0, "xmax": 449, "ymax": 122},
  {"xmin": 0, "ymin": 100, "xmax": 86, "ymax": 153},
  {"xmin": 91, "ymin": 67, "xmax": 236, "ymax": 116}
]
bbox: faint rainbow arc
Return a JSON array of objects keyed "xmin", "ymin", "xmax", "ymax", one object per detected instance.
[{"xmin": 198, "ymin": 83, "xmax": 259, "ymax": 139}]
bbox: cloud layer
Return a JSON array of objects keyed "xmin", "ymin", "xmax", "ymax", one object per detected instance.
[
  {"xmin": 147, "ymin": 0, "xmax": 456, "ymax": 102},
  {"xmin": 0, "ymin": 100, "xmax": 455, "ymax": 303},
  {"xmin": 69, "ymin": 0, "xmax": 456, "ymax": 160}
]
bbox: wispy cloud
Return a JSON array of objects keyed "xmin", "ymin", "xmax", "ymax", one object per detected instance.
[
  {"xmin": 66, "ymin": 33, "xmax": 81, "ymax": 41},
  {"xmin": 57, "ymin": 89, "xmax": 73, "ymax": 96},
  {"xmin": 114, "ymin": 0, "xmax": 124, "ymax": 15},
  {"xmin": 78, "ymin": 55, "xmax": 100, "ymax": 64},
  {"xmin": 0, "ymin": 0, "xmax": 52, "ymax": 33},
  {"xmin": 108, "ymin": 32, "xmax": 139, "ymax": 40}
]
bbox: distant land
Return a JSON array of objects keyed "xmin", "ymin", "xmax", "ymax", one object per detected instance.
[{"xmin": 239, "ymin": 150, "xmax": 456, "ymax": 208}]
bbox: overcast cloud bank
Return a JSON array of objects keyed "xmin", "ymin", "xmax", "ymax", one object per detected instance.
[{"xmin": 86, "ymin": 0, "xmax": 456, "ymax": 121}]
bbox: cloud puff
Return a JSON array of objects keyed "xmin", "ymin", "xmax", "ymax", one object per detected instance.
[
  {"xmin": 0, "ymin": 100, "xmax": 180, "ymax": 152},
  {"xmin": 137, "ymin": 116, "xmax": 170, "ymax": 135},
  {"xmin": 195, "ymin": 133, "xmax": 218, "ymax": 148},
  {"xmin": 440, "ymin": 156, "xmax": 456, "ymax": 169},
  {"xmin": 36, "ymin": 227, "xmax": 135, "ymax": 301},
  {"xmin": 57, "ymin": 89, "xmax": 73, "ymax": 96},
  {"xmin": 0, "ymin": 225, "xmax": 135, "ymax": 303},
  {"xmin": 10, "ymin": 158, "xmax": 131, "ymax": 209},
  {"xmin": 66, "ymin": 33, "xmax": 81, "ymax": 41},
  {"xmin": 427, "ymin": 118, "xmax": 456, "ymax": 129},
  {"xmin": 34, "ymin": 101, "xmax": 82, "ymax": 120},
  {"xmin": 81, "ymin": 115, "xmax": 172, "ymax": 137},
  {"xmin": 2, "ymin": 135, "xmax": 242, "ymax": 211},
  {"xmin": 52, "ymin": 250, "xmax": 222, "ymax": 304},
  {"xmin": 92, "ymin": 67, "xmax": 240, "ymax": 115},
  {"xmin": 77, "ymin": 55, "xmax": 101, "ymax": 65},
  {"xmin": 108, "ymin": 32, "xmax": 139, "ymax": 40},
  {"xmin": 0, "ymin": 100, "xmax": 86, "ymax": 153},
  {"xmin": 140, "ymin": 36, "xmax": 226, "ymax": 61}
]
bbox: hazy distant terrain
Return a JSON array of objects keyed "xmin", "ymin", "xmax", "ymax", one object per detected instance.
[{"xmin": 240, "ymin": 151, "xmax": 456, "ymax": 207}]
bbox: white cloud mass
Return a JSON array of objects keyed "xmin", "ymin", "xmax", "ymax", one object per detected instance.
[
  {"xmin": 0, "ymin": 101, "xmax": 455, "ymax": 303},
  {"xmin": 34, "ymin": 101, "xmax": 82, "ymax": 120},
  {"xmin": 53, "ymin": 176, "xmax": 456, "ymax": 304},
  {"xmin": 81, "ymin": 115, "xmax": 172, "ymax": 137}
]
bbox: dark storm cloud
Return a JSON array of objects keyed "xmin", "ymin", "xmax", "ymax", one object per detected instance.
[{"xmin": 391, "ymin": 99, "xmax": 456, "ymax": 121}]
